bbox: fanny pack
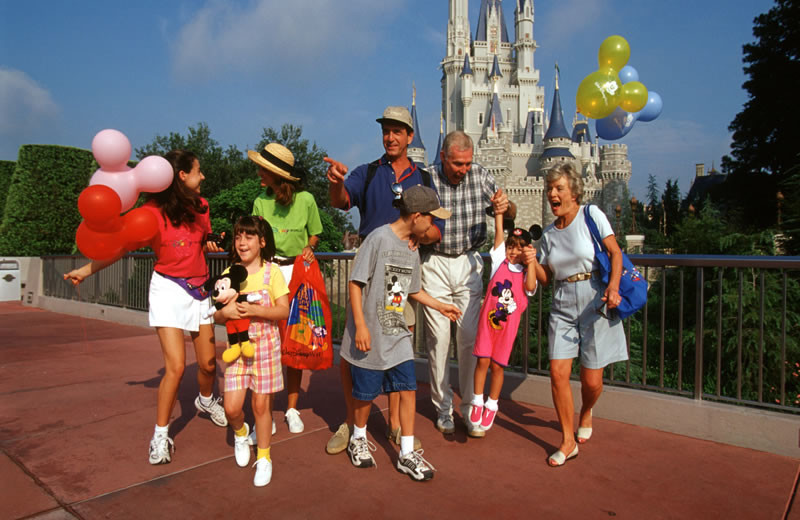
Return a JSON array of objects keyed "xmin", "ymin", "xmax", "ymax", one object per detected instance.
[{"xmin": 155, "ymin": 271, "xmax": 209, "ymax": 301}]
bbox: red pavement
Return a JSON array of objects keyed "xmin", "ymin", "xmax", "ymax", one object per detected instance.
[{"xmin": 1, "ymin": 300, "xmax": 798, "ymax": 520}]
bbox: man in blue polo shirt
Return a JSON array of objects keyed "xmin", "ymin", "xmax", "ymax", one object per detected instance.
[{"xmin": 324, "ymin": 105, "xmax": 443, "ymax": 457}]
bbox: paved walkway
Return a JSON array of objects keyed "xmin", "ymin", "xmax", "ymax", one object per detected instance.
[{"xmin": 1, "ymin": 301, "xmax": 798, "ymax": 519}]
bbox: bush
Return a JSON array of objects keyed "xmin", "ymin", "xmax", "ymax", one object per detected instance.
[
  {"xmin": 0, "ymin": 145, "xmax": 96, "ymax": 255},
  {"xmin": 0, "ymin": 160, "xmax": 15, "ymax": 221}
]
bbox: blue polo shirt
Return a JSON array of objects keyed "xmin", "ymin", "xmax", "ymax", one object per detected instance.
[{"xmin": 344, "ymin": 155, "xmax": 445, "ymax": 238}]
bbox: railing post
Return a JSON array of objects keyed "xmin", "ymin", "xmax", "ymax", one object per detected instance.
[{"xmin": 694, "ymin": 267, "xmax": 704, "ymax": 401}]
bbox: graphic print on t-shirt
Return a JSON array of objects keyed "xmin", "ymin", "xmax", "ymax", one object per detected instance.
[
  {"xmin": 379, "ymin": 264, "xmax": 412, "ymax": 336},
  {"xmin": 487, "ymin": 279, "xmax": 517, "ymax": 329}
]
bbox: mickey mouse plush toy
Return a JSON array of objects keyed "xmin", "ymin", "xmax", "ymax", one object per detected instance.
[{"xmin": 203, "ymin": 264, "xmax": 262, "ymax": 363}]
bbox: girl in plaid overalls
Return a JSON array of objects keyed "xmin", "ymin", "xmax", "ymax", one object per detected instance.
[{"xmin": 216, "ymin": 216, "xmax": 289, "ymax": 487}]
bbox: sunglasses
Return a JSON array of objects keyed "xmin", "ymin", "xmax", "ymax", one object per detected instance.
[{"xmin": 391, "ymin": 182, "xmax": 403, "ymax": 200}]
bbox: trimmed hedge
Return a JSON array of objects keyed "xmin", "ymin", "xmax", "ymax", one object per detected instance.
[
  {"xmin": 0, "ymin": 145, "xmax": 96, "ymax": 255},
  {"xmin": 0, "ymin": 160, "xmax": 15, "ymax": 222}
]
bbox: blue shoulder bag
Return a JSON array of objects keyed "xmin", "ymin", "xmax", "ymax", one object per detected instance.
[{"xmin": 583, "ymin": 205, "xmax": 648, "ymax": 320}]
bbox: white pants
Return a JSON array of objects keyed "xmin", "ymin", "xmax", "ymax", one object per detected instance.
[{"xmin": 421, "ymin": 251, "xmax": 484, "ymax": 418}]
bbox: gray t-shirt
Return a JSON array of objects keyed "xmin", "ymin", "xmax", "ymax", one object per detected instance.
[{"xmin": 340, "ymin": 224, "xmax": 421, "ymax": 370}]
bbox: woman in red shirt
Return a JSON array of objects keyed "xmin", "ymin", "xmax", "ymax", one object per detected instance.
[{"xmin": 65, "ymin": 150, "xmax": 226, "ymax": 465}]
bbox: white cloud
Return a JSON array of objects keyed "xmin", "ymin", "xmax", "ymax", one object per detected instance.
[
  {"xmin": 171, "ymin": 0, "xmax": 404, "ymax": 82},
  {"xmin": 0, "ymin": 67, "xmax": 59, "ymax": 136}
]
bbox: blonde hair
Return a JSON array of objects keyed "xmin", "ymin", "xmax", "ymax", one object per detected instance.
[{"xmin": 546, "ymin": 163, "xmax": 584, "ymax": 204}]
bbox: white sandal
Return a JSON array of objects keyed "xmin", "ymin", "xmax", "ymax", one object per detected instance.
[{"xmin": 548, "ymin": 445, "xmax": 578, "ymax": 467}]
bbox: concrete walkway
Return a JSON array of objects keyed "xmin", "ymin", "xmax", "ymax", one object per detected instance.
[{"xmin": 1, "ymin": 301, "xmax": 798, "ymax": 519}]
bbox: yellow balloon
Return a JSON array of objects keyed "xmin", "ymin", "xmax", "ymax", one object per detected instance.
[
  {"xmin": 619, "ymin": 81, "xmax": 649, "ymax": 113},
  {"xmin": 598, "ymin": 35, "xmax": 630, "ymax": 70},
  {"xmin": 576, "ymin": 68, "xmax": 621, "ymax": 119}
]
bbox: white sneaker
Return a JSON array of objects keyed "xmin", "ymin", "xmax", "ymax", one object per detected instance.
[
  {"xmin": 234, "ymin": 423, "xmax": 251, "ymax": 467},
  {"xmin": 253, "ymin": 457, "xmax": 272, "ymax": 487},
  {"xmin": 397, "ymin": 449, "xmax": 436, "ymax": 481},
  {"xmin": 194, "ymin": 395, "xmax": 228, "ymax": 427},
  {"xmin": 347, "ymin": 436, "xmax": 377, "ymax": 468},
  {"xmin": 285, "ymin": 408, "xmax": 304, "ymax": 433},
  {"xmin": 148, "ymin": 433, "xmax": 174, "ymax": 465},
  {"xmin": 247, "ymin": 421, "xmax": 276, "ymax": 446}
]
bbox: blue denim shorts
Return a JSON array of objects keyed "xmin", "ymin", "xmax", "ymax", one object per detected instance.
[{"xmin": 350, "ymin": 360, "xmax": 417, "ymax": 402}]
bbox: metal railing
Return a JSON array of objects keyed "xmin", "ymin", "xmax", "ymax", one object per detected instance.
[{"xmin": 43, "ymin": 253, "xmax": 800, "ymax": 414}]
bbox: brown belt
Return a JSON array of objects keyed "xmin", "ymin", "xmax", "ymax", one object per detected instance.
[
  {"xmin": 274, "ymin": 256, "xmax": 296, "ymax": 266},
  {"xmin": 561, "ymin": 271, "xmax": 595, "ymax": 283}
]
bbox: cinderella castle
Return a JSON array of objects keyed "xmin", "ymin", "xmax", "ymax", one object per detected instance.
[{"xmin": 407, "ymin": 0, "xmax": 632, "ymax": 228}]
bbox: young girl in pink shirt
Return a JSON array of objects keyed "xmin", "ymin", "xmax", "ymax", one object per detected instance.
[
  {"xmin": 469, "ymin": 209, "xmax": 539, "ymax": 434},
  {"xmin": 65, "ymin": 150, "xmax": 227, "ymax": 464}
]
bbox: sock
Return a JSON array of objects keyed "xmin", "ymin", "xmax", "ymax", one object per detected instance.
[
  {"xmin": 471, "ymin": 394, "xmax": 485, "ymax": 407},
  {"xmin": 400, "ymin": 435, "xmax": 414, "ymax": 456},
  {"xmin": 154, "ymin": 424, "xmax": 169, "ymax": 437},
  {"xmin": 257, "ymin": 447, "xmax": 271, "ymax": 462},
  {"xmin": 352, "ymin": 424, "xmax": 367, "ymax": 440},
  {"xmin": 485, "ymin": 398, "xmax": 499, "ymax": 411},
  {"xmin": 199, "ymin": 393, "xmax": 213, "ymax": 407},
  {"xmin": 234, "ymin": 424, "xmax": 248, "ymax": 437}
]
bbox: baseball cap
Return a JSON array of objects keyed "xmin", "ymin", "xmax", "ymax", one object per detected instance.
[
  {"xmin": 376, "ymin": 106, "xmax": 414, "ymax": 131},
  {"xmin": 399, "ymin": 185, "xmax": 451, "ymax": 219}
]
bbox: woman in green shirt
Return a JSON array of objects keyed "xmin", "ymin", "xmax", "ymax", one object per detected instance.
[{"xmin": 248, "ymin": 142, "xmax": 323, "ymax": 435}]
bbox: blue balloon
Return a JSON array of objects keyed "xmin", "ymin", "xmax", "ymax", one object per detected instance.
[
  {"xmin": 595, "ymin": 107, "xmax": 639, "ymax": 140},
  {"xmin": 619, "ymin": 65, "xmax": 639, "ymax": 84},
  {"xmin": 637, "ymin": 91, "xmax": 663, "ymax": 122}
]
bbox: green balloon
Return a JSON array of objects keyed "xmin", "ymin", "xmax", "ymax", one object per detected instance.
[
  {"xmin": 576, "ymin": 68, "xmax": 621, "ymax": 119},
  {"xmin": 598, "ymin": 35, "xmax": 630, "ymax": 70}
]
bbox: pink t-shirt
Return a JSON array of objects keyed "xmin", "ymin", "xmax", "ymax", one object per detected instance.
[{"xmin": 142, "ymin": 199, "xmax": 212, "ymax": 278}]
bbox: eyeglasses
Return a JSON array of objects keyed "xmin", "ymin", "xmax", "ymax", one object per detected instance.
[{"xmin": 391, "ymin": 182, "xmax": 403, "ymax": 201}]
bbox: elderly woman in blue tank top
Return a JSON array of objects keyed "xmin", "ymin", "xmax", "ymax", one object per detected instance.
[{"xmin": 532, "ymin": 162, "xmax": 628, "ymax": 466}]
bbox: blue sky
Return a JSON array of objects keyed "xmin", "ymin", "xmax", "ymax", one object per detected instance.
[{"xmin": 0, "ymin": 0, "xmax": 775, "ymax": 201}]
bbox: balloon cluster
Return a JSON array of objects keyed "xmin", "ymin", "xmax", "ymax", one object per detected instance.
[
  {"xmin": 75, "ymin": 129, "xmax": 173, "ymax": 260},
  {"xmin": 576, "ymin": 36, "xmax": 663, "ymax": 140}
]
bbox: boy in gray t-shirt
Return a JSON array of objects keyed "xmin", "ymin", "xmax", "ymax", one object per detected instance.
[{"xmin": 341, "ymin": 185, "xmax": 461, "ymax": 481}]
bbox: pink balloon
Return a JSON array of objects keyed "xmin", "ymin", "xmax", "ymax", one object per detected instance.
[
  {"xmin": 92, "ymin": 129, "xmax": 132, "ymax": 172},
  {"xmin": 135, "ymin": 156, "xmax": 174, "ymax": 193},
  {"xmin": 90, "ymin": 168, "xmax": 138, "ymax": 212}
]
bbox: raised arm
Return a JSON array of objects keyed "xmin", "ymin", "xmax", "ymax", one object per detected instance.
[
  {"xmin": 324, "ymin": 157, "xmax": 350, "ymax": 210},
  {"xmin": 63, "ymin": 253, "xmax": 125, "ymax": 286}
]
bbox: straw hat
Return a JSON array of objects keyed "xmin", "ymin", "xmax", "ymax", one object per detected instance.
[{"xmin": 247, "ymin": 143, "xmax": 300, "ymax": 182}]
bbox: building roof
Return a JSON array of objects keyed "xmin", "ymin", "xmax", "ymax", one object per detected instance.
[
  {"xmin": 522, "ymin": 110, "xmax": 536, "ymax": 144},
  {"xmin": 543, "ymin": 83, "xmax": 571, "ymax": 141},
  {"xmin": 475, "ymin": 0, "xmax": 510, "ymax": 43},
  {"xmin": 541, "ymin": 147, "xmax": 575, "ymax": 159},
  {"xmin": 487, "ymin": 91, "xmax": 504, "ymax": 131},
  {"xmin": 460, "ymin": 53, "xmax": 473, "ymax": 77},
  {"xmin": 572, "ymin": 119, "xmax": 593, "ymax": 144},
  {"xmin": 409, "ymin": 102, "xmax": 425, "ymax": 150},
  {"xmin": 683, "ymin": 172, "xmax": 728, "ymax": 209},
  {"xmin": 489, "ymin": 54, "xmax": 503, "ymax": 79}
]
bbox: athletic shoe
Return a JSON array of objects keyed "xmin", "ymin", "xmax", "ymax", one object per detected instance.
[
  {"xmin": 464, "ymin": 417, "xmax": 486, "ymax": 438},
  {"xmin": 326, "ymin": 423, "xmax": 351, "ymax": 455},
  {"xmin": 347, "ymin": 437, "xmax": 376, "ymax": 468},
  {"xmin": 396, "ymin": 449, "xmax": 436, "ymax": 481},
  {"xmin": 148, "ymin": 433, "xmax": 174, "ymax": 465},
  {"xmin": 194, "ymin": 395, "xmax": 228, "ymax": 427},
  {"xmin": 234, "ymin": 423, "xmax": 251, "ymax": 467},
  {"xmin": 386, "ymin": 426, "xmax": 422, "ymax": 451},
  {"xmin": 285, "ymin": 408, "xmax": 304, "ymax": 433},
  {"xmin": 247, "ymin": 421, "xmax": 276, "ymax": 446},
  {"xmin": 469, "ymin": 404, "xmax": 484, "ymax": 428},
  {"xmin": 253, "ymin": 457, "xmax": 272, "ymax": 487},
  {"xmin": 481, "ymin": 407, "xmax": 497, "ymax": 430},
  {"xmin": 435, "ymin": 414, "xmax": 455, "ymax": 434}
]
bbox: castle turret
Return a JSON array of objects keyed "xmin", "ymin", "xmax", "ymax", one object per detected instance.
[
  {"xmin": 434, "ymin": 112, "xmax": 444, "ymax": 165},
  {"xmin": 539, "ymin": 67, "xmax": 574, "ymax": 174},
  {"xmin": 408, "ymin": 84, "xmax": 427, "ymax": 165}
]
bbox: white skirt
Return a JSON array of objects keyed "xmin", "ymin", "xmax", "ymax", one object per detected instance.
[{"xmin": 148, "ymin": 271, "xmax": 213, "ymax": 331}]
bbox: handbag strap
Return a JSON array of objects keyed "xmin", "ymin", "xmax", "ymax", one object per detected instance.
[{"xmin": 583, "ymin": 204, "xmax": 605, "ymax": 254}]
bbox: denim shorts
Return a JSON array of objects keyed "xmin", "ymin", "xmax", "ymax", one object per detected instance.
[{"xmin": 350, "ymin": 359, "xmax": 417, "ymax": 401}]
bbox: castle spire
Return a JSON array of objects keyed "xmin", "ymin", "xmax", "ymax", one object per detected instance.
[
  {"xmin": 409, "ymin": 83, "xmax": 425, "ymax": 151},
  {"xmin": 544, "ymin": 65, "xmax": 571, "ymax": 141},
  {"xmin": 489, "ymin": 54, "xmax": 503, "ymax": 80},
  {"xmin": 434, "ymin": 112, "xmax": 444, "ymax": 165}
]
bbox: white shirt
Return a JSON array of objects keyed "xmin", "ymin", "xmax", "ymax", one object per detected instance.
[
  {"xmin": 539, "ymin": 205, "xmax": 614, "ymax": 281},
  {"xmin": 489, "ymin": 242, "xmax": 537, "ymax": 297}
]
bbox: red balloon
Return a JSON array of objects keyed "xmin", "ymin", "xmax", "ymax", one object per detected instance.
[
  {"xmin": 78, "ymin": 185, "xmax": 123, "ymax": 232},
  {"xmin": 121, "ymin": 208, "xmax": 158, "ymax": 246},
  {"xmin": 76, "ymin": 221, "xmax": 123, "ymax": 260}
]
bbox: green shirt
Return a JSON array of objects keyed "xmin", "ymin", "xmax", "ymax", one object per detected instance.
[{"xmin": 252, "ymin": 190, "xmax": 323, "ymax": 257}]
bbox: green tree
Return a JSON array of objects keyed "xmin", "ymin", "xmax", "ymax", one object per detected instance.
[
  {"xmin": 663, "ymin": 179, "xmax": 681, "ymax": 237},
  {"xmin": 0, "ymin": 160, "xmax": 15, "ymax": 222},
  {"xmin": 135, "ymin": 122, "xmax": 253, "ymax": 201}
]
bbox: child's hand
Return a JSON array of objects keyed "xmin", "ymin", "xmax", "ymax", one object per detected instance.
[
  {"xmin": 355, "ymin": 326, "xmax": 371, "ymax": 352},
  {"xmin": 63, "ymin": 268, "xmax": 88, "ymax": 286},
  {"xmin": 438, "ymin": 303, "xmax": 462, "ymax": 322},
  {"xmin": 522, "ymin": 245, "xmax": 537, "ymax": 266},
  {"xmin": 220, "ymin": 299, "xmax": 241, "ymax": 320},
  {"xmin": 235, "ymin": 301, "xmax": 261, "ymax": 319},
  {"xmin": 204, "ymin": 232, "xmax": 226, "ymax": 253}
]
